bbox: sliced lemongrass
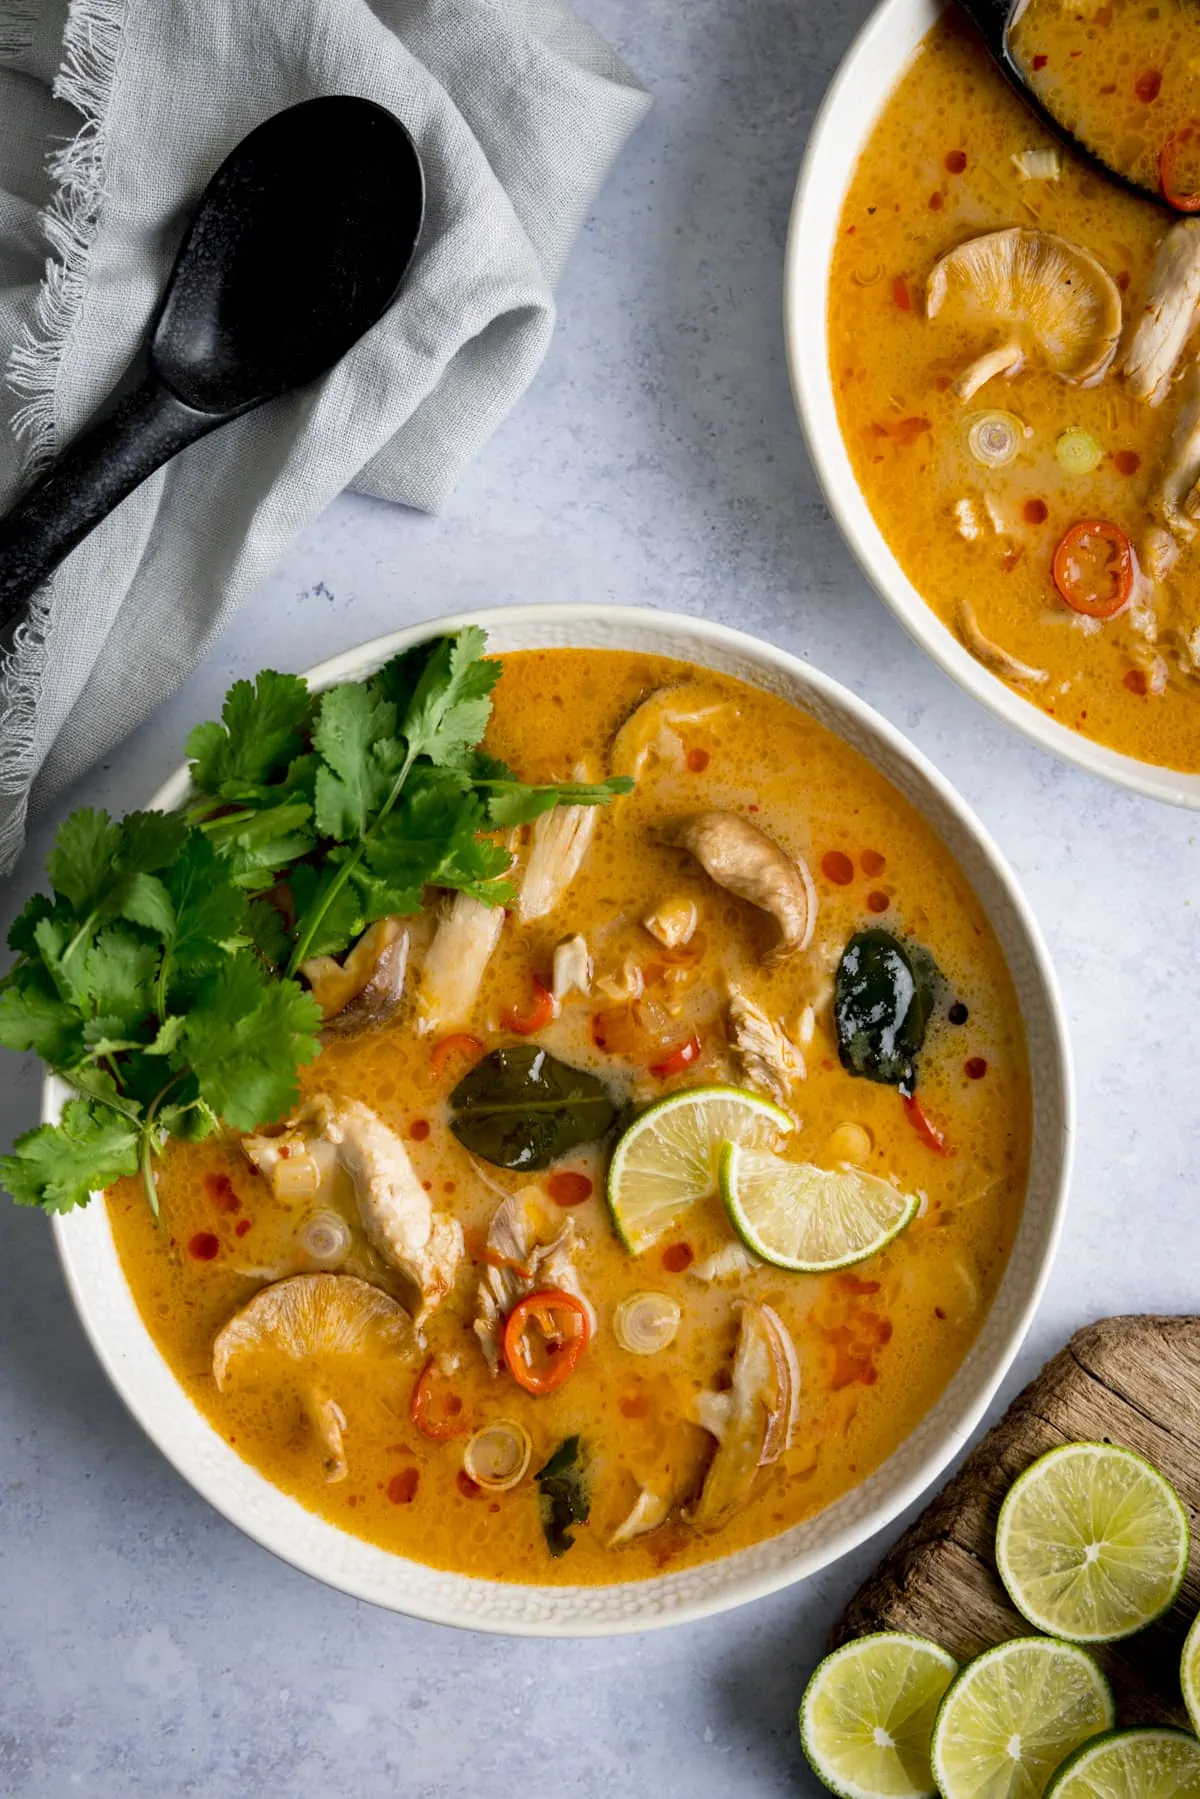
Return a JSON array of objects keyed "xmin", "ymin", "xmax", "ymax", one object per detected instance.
[
  {"xmin": 463, "ymin": 1420, "xmax": 531, "ymax": 1491},
  {"xmin": 613, "ymin": 1290, "xmax": 681, "ymax": 1355}
]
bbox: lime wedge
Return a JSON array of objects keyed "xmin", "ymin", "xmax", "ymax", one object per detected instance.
[
  {"xmin": 719, "ymin": 1140, "xmax": 918, "ymax": 1273},
  {"xmin": 605, "ymin": 1084, "xmax": 791, "ymax": 1254},
  {"xmin": 1182, "ymin": 1612, "xmax": 1200, "ymax": 1737},
  {"xmin": 995, "ymin": 1442, "xmax": 1189, "ymax": 1643},
  {"xmin": 1047, "ymin": 1729, "xmax": 1200, "ymax": 1799},
  {"xmin": 930, "ymin": 1638, "xmax": 1114, "ymax": 1799},
  {"xmin": 799, "ymin": 1632, "xmax": 957, "ymax": 1799}
]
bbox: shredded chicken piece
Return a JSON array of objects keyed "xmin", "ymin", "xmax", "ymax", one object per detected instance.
[
  {"xmin": 727, "ymin": 985, "xmax": 805, "ymax": 1104},
  {"xmin": 595, "ymin": 954, "xmax": 645, "ymax": 1001},
  {"xmin": 954, "ymin": 498, "xmax": 983, "ymax": 541},
  {"xmin": 517, "ymin": 766, "xmax": 599, "ymax": 921},
  {"xmin": 657, "ymin": 812, "xmax": 816, "ymax": 958},
  {"xmin": 551, "ymin": 933, "xmax": 592, "ymax": 1001},
  {"xmin": 473, "ymin": 1189, "xmax": 594, "ymax": 1373},
  {"xmin": 689, "ymin": 1241, "xmax": 762, "ymax": 1284},
  {"xmin": 1124, "ymin": 220, "xmax": 1200, "ymax": 405},
  {"xmin": 955, "ymin": 599, "xmax": 1048, "ymax": 687},
  {"xmin": 1142, "ymin": 525, "xmax": 1180, "ymax": 585},
  {"xmin": 642, "ymin": 895, "xmax": 698, "ymax": 950},
  {"xmin": 1152, "ymin": 363, "xmax": 1200, "ymax": 540},
  {"xmin": 688, "ymin": 1304, "xmax": 800, "ymax": 1529},
  {"xmin": 245, "ymin": 1097, "xmax": 462, "ymax": 1323},
  {"xmin": 609, "ymin": 1488, "xmax": 670, "ymax": 1548},
  {"xmin": 416, "ymin": 892, "xmax": 505, "ymax": 1036}
]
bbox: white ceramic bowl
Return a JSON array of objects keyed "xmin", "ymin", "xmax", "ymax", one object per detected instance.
[
  {"xmin": 785, "ymin": 0, "xmax": 1200, "ymax": 808},
  {"xmin": 49, "ymin": 604, "xmax": 1072, "ymax": 1634}
]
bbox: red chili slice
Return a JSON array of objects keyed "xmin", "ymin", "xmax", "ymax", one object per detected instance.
[
  {"xmin": 650, "ymin": 1035, "xmax": 701, "ymax": 1079},
  {"xmin": 409, "ymin": 1359, "xmax": 467, "ymax": 1439},
  {"xmin": 502, "ymin": 1289, "xmax": 590, "ymax": 1394},
  {"xmin": 1160, "ymin": 126, "xmax": 1200, "ymax": 211},
  {"xmin": 502, "ymin": 975, "xmax": 555, "ymax": 1036},
  {"xmin": 1051, "ymin": 520, "xmax": 1134, "ymax": 620},
  {"xmin": 430, "ymin": 1032, "xmax": 484, "ymax": 1079},
  {"xmin": 903, "ymin": 1094, "xmax": 951, "ymax": 1157}
]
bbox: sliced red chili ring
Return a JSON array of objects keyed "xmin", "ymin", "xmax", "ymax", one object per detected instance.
[
  {"xmin": 502, "ymin": 975, "xmax": 556, "ymax": 1036},
  {"xmin": 1051, "ymin": 520, "xmax": 1134, "ymax": 620},
  {"xmin": 502, "ymin": 1288, "xmax": 590, "ymax": 1394}
]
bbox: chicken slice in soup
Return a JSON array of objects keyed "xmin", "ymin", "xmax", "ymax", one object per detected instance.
[{"xmin": 106, "ymin": 648, "xmax": 1030, "ymax": 1585}]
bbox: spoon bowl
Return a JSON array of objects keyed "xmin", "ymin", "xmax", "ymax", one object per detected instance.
[{"xmin": 0, "ymin": 95, "xmax": 424, "ymax": 628}]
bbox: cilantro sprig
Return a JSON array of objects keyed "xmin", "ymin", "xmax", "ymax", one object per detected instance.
[{"xmin": 0, "ymin": 629, "xmax": 631, "ymax": 1217}]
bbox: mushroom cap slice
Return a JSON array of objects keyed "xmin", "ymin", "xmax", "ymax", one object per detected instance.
[
  {"xmin": 689, "ymin": 1302, "xmax": 799, "ymax": 1528},
  {"xmin": 213, "ymin": 1273, "xmax": 411, "ymax": 1390},
  {"xmin": 927, "ymin": 229, "xmax": 1122, "ymax": 397},
  {"xmin": 658, "ymin": 811, "xmax": 816, "ymax": 957}
]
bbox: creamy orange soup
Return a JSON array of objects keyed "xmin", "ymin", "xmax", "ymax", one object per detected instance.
[
  {"xmin": 830, "ymin": 10, "xmax": 1200, "ymax": 771},
  {"xmin": 107, "ymin": 649, "xmax": 1029, "ymax": 1585}
]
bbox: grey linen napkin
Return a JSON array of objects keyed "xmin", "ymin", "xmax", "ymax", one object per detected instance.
[{"xmin": 0, "ymin": 0, "xmax": 649, "ymax": 874}]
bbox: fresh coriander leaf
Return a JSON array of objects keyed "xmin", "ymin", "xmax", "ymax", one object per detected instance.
[
  {"xmin": 115, "ymin": 811, "xmax": 190, "ymax": 880},
  {"xmin": 0, "ymin": 1098, "xmax": 141, "ymax": 1213},
  {"xmin": 181, "ymin": 952, "xmax": 322, "ymax": 1130},
  {"xmin": 80, "ymin": 928, "xmax": 160, "ymax": 1032},
  {"xmin": 204, "ymin": 799, "xmax": 314, "ymax": 886},
  {"xmin": 162, "ymin": 834, "xmax": 248, "ymax": 975},
  {"xmin": 363, "ymin": 781, "xmax": 508, "ymax": 901},
  {"xmin": 312, "ymin": 683, "xmax": 399, "ymax": 839},
  {"xmin": 401, "ymin": 628, "xmax": 501, "ymax": 769},
  {"xmin": 7, "ymin": 892, "xmax": 61, "ymax": 959},
  {"xmin": 483, "ymin": 775, "xmax": 635, "ymax": 829},
  {"xmin": 45, "ymin": 807, "xmax": 184, "ymax": 939},
  {"xmin": 111, "ymin": 871, "xmax": 174, "ymax": 938},
  {"xmin": 158, "ymin": 1098, "xmax": 219, "ymax": 1143},
  {"xmin": 245, "ymin": 899, "xmax": 292, "ymax": 971},
  {"xmin": 287, "ymin": 862, "xmax": 366, "ymax": 962},
  {"xmin": 0, "ymin": 966, "xmax": 85, "ymax": 1064},
  {"xmin": 186, "ymin": 671, "xmax": 312, "ymax": 796},
  {"xmin": 369, "ymin": 639, "xmax": 440, "ymax": 715},
  {"xmin": 46, "ymin": 809, "xmax": 122, "ymax": 912},
  {"xmin": 33, "ymin": 915, "xmax": 89, "ymax": 1009}
]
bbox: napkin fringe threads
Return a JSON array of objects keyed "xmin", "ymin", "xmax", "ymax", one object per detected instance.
[{"xmin": 0, "ymin": 0, "xmax": 125, "ymax": 871}]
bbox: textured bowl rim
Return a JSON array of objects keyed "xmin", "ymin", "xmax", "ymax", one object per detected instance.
[
  {"xmin": 47, "ymin": 602, "xmax": 1073, "ymax": 1635},
  {"xmin": 783, "ymin": 0, "xmax": 1200, "ymax": 809}
]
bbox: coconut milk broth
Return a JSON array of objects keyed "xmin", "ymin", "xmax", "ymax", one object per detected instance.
[
  {"xmin": 829, "ymin": 13, "xmax": 1200, "ymax": 769},
  {"xmin": 107, "ymin": 648, "xmax": 1029, "ymax": 1586}
]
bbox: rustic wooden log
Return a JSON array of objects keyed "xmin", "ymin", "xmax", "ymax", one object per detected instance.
[{"xmin": 833, "ymin": 1316, "xmax": 1200, "ymax": 1724}]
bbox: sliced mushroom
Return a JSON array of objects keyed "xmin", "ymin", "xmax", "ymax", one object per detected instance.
[
  {"xmin": 473, "ymin": 1187, "xmax": 594, "ymax": 1373},
  {"xmin": 657, "ymin": 812, "xmax": 815, "ymax": 958},
  {"xmin": 416, "ymin": 891, "xmax": 505, "ymax": 1036},
  {"xmin": 301, "ymin": 916, "xmax": 408, "ymax": 1031},
  {"xmin": 213, "ymin": 1273, "xmax": 411, "ymax": 1481},
  {"xmin": 927, "ymin": 229, "xmax": 1122, "ymax": 401},
  {"xmin": 688, "ymin": 1303, "xmax": 800, "ymax": 1529},
  {"xmin": 1152, "ymin": 362, "xmax": 1200, "ymax": 540},
  {"xmin": 955, "ymin": 599, "xmax": 1049, "ymax": 687},
  {"xmin": 551, "ymin": 933, "xmax": 593, "ymax": 1002},
  {"xmin": 1123, "ymin": 220, "xmax": 1200, "ymax": 406},
  {"xmin": 610, "ymin": 682, "xmax": 730, "ymax": 780},
  {"xmin": 247, "ymin": 1097, "xmax": 462, "ymax": 1324},
  {"xmin": 608, "ymin": 1487, "xmax": 670, "ymax": 1548},
  {"xmin": 517, "ymin": 766, "xmax": 599, "ymax": 922},
  {"xmin": 727, "ymin": 985, "xmax": 806, "ymax": 1104}
]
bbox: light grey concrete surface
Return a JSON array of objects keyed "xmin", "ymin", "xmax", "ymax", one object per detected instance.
[{"xmin": 2, "ymin": 1, "xmax": 1198, "ymax": 1792}]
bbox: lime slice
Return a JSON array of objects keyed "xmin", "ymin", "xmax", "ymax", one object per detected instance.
[
  {"xmin": 719, "ymin": 1140, "xmax": 918, "ymax": 1273},
  {"xmin": 1047, "ymin": 1729, "xmax": 1200, "ymax": 1799},
  {"xmin": 1182, "ymin": 1612, "xmax": 1200, "ymax": 1737},
  {"xmin": 799, "ymin": 1632, "xmax": 957, "ymax": 1799},
  {"xmin": 930, "ymin": 1637, "xmax": 1114, "ymax": 1799},
  {"xmin": 995, "ymin": 1441, "xmax": 1189, "ymax": 1643},
  {"xmin": 605, "ymin": 1084, "xmax": 791, "ymax": 1253}
]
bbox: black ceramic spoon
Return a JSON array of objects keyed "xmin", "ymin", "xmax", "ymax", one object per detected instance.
[
  {"xmin": 956, "ymin": 0, "xmax": 1172, "ymax": 210},
  {"xmin": 0, "ymin": 95, "xmax": 424, "ymax": 630}
]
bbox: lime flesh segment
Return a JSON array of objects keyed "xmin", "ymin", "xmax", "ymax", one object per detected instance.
[
  {"xmin": 605, "ymin": 1084, "xmax": 792, "ymax": 1254},
  {"xmin": 996, "ymin": 1442, "xmax": 1190, "ymax": 1643},
  {"xmin": 931, "ymin": 1637, "xmax": 1114, "ymax": 1799},
  {"xmin": 1047, "ymin": 1729, "xmax": 1200, "ymax": 1799},
  {"xmin": 799, "ymin": 1632, "xmax": 957, "ymax": 1799},
  {"xmin": 1182, "ymin": 1612, "xmax": 1200, "ymax": 1737},
  {"xmin": 720, "ymin": 1140, "xmax": 918, "ymax": 1272}
]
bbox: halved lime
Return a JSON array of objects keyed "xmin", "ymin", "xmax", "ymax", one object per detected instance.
[
  {"xmin": 996, "ymin": 1441, "xmax": 1189, "ymax": 1643},
  {"xmin": 1182, "ymin": 1612, "xmax": 1200, "ymax": 1737},
  {"xmin": 799, "ymin": 1632, "xmax": 957, "ymax": 1799},
  {"xmin": 605, "ymin": 1084, "xmax": 791, "ymax": 1254},
  {"xmin": 719, "ymin": 1141, "xmax": 918, "ymax": 1273},
  {"xmin": 1047, "ymin": 1729, "xmax": 1200, "ymax": 1799},
  {"xmin": 930, "ymin": 1637, "xmax": 1114, "ymax": 1799}
]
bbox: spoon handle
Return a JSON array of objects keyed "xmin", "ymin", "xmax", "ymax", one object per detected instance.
[
  {"xmin": 0, "ymin": 378, "xmax": 220, "ymax": 630},
  {"xmin": 953, "ymin": 0, "xmax": 1013, "ymax": 59}
]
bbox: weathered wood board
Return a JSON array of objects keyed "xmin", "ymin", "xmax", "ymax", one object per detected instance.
[{"xmin": 833, "ymin": 1316, "xmax": 1200, "ymax": 1724}]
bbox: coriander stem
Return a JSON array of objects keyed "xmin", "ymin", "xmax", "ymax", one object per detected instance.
[{"xmin": 284, "ymin": 743, "xmax": 417, "ymax": 977}]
